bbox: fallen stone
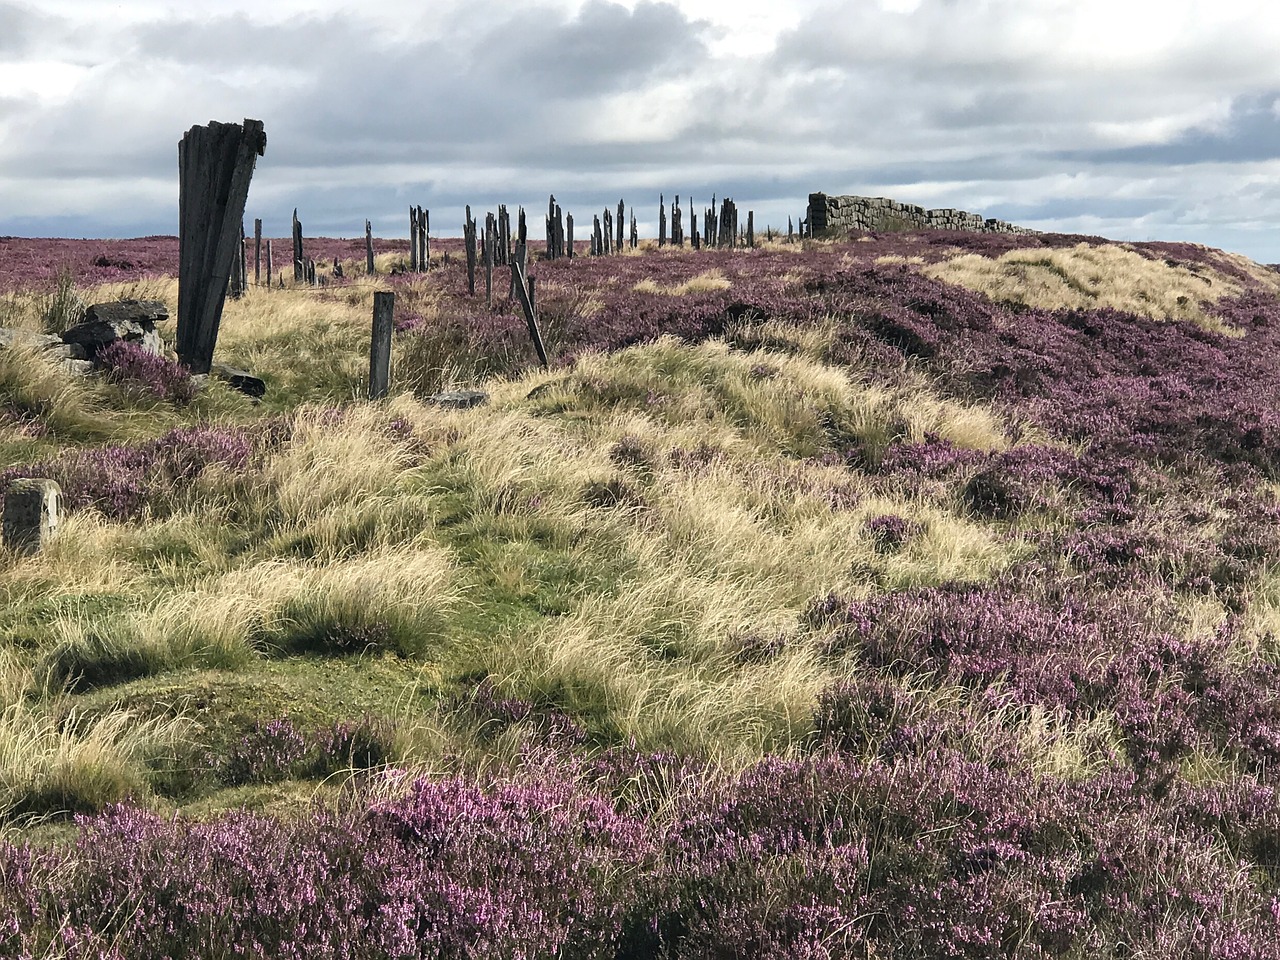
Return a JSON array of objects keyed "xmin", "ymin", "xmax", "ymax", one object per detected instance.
[
  {"xmin": 3, "ymin": 478, "xmax": 61, "ymax": 555},
  {"xmin": 211, "ymin": 362, "xmax": 266, "ymax": 399},
  {"xmin": 84, "ymin": 299, "xmax": 169, "ymax": 325},
  {"xmin": 430, "ymin": 388, "xmax": 490, "ymax": 409},
  {"xmin": 60, "ymin": 359, "xmax": 95, "ymax": 377},
  {"xmin": 62, "ymin": 300, "xmax": 166, "ymax": 359}
]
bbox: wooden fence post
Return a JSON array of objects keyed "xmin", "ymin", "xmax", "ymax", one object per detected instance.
[
  {"xmin": 747, "ymin": 211, "xmax": 754, "ymax": 248},
  {"xmin": 266, "ymin": 238, "xmax": 273, "ymax": 287},
  {"xmin": 659, "ymin": 195, "xmax": 666, "ymax": 247},
  {"xmin": 369, "ymin": 291, "xmax": 394, "ymax": 401},
  {"xmin": 630, "ymin": 209, "xmax": 637, "ymax": 249},
  {"xmin": 484, "ymin": 225, "xmax": 494, "ymax": 308},
  {"xmin": 253, "ymin": 219, "xmax": 262, "ymax": 285},
  {"xmin": 409, "ymin": 206, "xmax": 419, "ymax": 272},
  {"xmin": 691, "ymin": 212, "xmax": 699, "ymax": 250},
  {"xmin": 418, "ymin": 205, "xmax": 427, "ymax": 271},
  {"xmin": 292, "ymin": 208, "xmax": 304, "ymax": 283},
  {"xmin": 511, "ymin": 261, "xmax": 548, "ymax": 368},
  {"xmin": 566, "ymin": 213, "xmax": 574, "ymax": 259},
  {"xmin": 177, "ymin": 118, "xmax": 266, "ymax": 374},
  {"xmin": 464, "ymin": 206, "xmax": 477, "ymax": 296},
  {"xmin": 366, "ymin": 220, "xmax": 375, "ymax": 274},
  {"xmin": 616, "ymin": 199, "xmax": 625, "ymax": 252}
]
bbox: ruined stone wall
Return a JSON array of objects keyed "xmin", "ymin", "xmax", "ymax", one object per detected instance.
[{"xmin": 807, "ymin": 193, "xmax": 1036, "ymax": 237}]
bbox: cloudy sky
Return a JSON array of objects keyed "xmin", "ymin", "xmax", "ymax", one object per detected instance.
[{"xmin": 2, "ymin": 0, "xmax": 1279, "ymax": 261}]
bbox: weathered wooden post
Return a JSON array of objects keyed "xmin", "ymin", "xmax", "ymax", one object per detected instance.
[
  {"xmin": 369, "ymin": 291, "xmax": 394, "ymax": 401},
  {"xmin": 511, "ymin": 261, "xmax": 548, "ymax": 368},
  {"xmin": 422, "ymin": 209, "xmax": 430, "ymax": 270},
  {"xmin": 292, "ymin": 208, "xmax": 304, "ymax": 283},
  {"xmin": 673, "ymin": 196, "xmax": 683, "ymax": 247},
  {"xmin": 616, "ymin": 199, "xmax": 625, "ymax": 252},
  {"xmin": 630, "ymin": 209, "xmax": 637, "ymax": 249},
  {"xmin": 253, "ymin": 219, "xmax": 262, "ymax": 285},
  {"xmin": 484, "ymin": 225, "xmax": 494, "ymax": 308},
  {"xmin": 691, "ymin": 212, "xmax": 700, "ymax": 250},
  {"xmin": 747, "ymin": 211, "xmax": 754, "ymax": 248},
  {"xmin": 366, "ymin": 220, "xmax": 375, "ymax": 274},
  {"xmin": 788, "ymin": 216, "xmax": 794, "ymax": 243},
  {"xmin": 238, "ymin": 222, "xmax": 248, "ymax": 293},
  {"xmin": 566, "ymin": 213, "xmax": 574, "ymax": 259},
  {"xmin": 409, "ymin": 206, "xmax": 420, "ymax": 272},
  {"xmin": 177, "ymin": 118, "xmax": 266, "ymax": 374},
  {"xmin": 592, "ymin": 215, "xmax": 603, "ymax": 256},
  {"xmin": 3, "ymin": 479, "xmax": 60, "ymax": 555},
  {"xmin": 417, "ymin": 205, "xmax": 427, "ymax": 271},
  {"xmin": 464, "ymin": 206, "xmax": 477, "ymax": 296},
  {"xmin": 659, "ymin": 195, "xmax": 666, "ymax": 247},
  {"xmin": 266, "ymin": 239, "xmax": 273, "ymax": 286}
]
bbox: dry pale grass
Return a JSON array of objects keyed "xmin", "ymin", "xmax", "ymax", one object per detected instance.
[
  {"xmin": 0, "ymin": 696, "xmax": 185, "ymax": 818},
  {"xmin": 925, "ymin": 242, "xmax": 1244, "ymax": 335},
  {"xmin": 632, "ymin": 270, "xmax": 733, "ymax": 296}
]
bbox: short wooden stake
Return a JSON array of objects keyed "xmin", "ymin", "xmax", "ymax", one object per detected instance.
[
  {"xmin": 369, "ymin": 291, "xmax": 394, "ymax": 400},
  {"xmin": 511, "ymin": 262, "xmax": 548, "ymax": 368}
]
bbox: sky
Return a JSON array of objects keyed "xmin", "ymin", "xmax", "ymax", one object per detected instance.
[{"xmin": 1, "ymin": 0, "xmax": 1279, "ymax": 262}]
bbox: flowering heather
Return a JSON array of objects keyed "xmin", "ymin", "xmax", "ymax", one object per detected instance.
[
  {"xmin": 96, "ymin": 340, "xmax": 197, "ymax": 403},
  {"xmin": 5, "ymin": 751, "xmax": 1280, "ymax": 958},
  {"xmin": 0, "ymin": 424, "xmax": 254, "ymax": 520}
]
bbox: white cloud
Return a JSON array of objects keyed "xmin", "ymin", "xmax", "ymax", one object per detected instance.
[{"xmin": 0, "ymin": 0, "xmax": 1278, "ymax": 261}]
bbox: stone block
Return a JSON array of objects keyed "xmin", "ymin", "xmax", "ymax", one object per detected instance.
[{"xmin": 3, "ymin": 478, "xmax": 60, "ymax": 554}]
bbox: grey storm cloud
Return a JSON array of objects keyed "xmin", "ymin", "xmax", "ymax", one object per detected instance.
[
  {"xmin": 2, "ymin": 0, "xmax": 1280, "ymax": 262},
  {"xmin": 1056, "ymin": 93, "xmax": 1280, "ymax": 166}
]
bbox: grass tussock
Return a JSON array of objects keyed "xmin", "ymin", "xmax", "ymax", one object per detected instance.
[
  {"xmin": 632, "ymin": 270, "xmax": 733, "ymax": 296},
  {"xmin": 925, "ymin": 242, "xmax": 1244, "ymax": 334}
]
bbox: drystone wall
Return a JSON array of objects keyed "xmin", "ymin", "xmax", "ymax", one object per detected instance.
[{"xmin": 808, "ymin": 193, "xmax": 1036, "ymax": 236}]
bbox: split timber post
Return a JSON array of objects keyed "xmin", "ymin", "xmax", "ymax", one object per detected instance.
[
  {"xmin": 421, "ymin": 209, "xmax": 430, "ymax": 271},
  {"xmin": 177, "ymin": 118, "xmax": 266, "ymax": 374},
  {"xmin": 365, "ymin": 220, "xmax": 375, "ymax": 274},
  {"xmin": 511, "ymin": 261, "xmax": 548, "ymax": 368},
  {"xmin": 369, "ymin": 291, "xmax": 394, "ymax": 401},
  {"xmin": 253, "ymin": 219, "xmax": 262, "ymax": 284},
  {"xmin": 409, "ymin": 206, "xmax": 419, "ymax": 272},
  {"xmin": 464, "ymin": 206, "xmax": 477, "ymax": 296},
  {"xmin": 292, "ymin": 208, "xmax": 304, "ymax": 283}
]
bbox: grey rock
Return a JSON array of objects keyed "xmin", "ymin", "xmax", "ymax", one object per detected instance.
[
  {"xmin": 211, "ymin": 362, "xmax": 266, "ymax": 399},
  {"xmin": 59, "ymin": 359, "xmax": 94, "ymax": 377},
  {"xmin": 430, "ymin": 388, "xmax": 490, "ymax": 409},
  {"xmin": 84, "ymin": 299, "xmax": 169, "ymax": 325},
  {"xmin": 0, "ymin": 328, "xmax": 61, "ymax": 351}
]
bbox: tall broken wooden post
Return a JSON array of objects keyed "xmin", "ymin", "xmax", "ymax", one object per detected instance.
[
  {"xmin": 291, "ymin": 209, "xmax": 304, "ymax": 283},
  {"xmin": 369, "ymin": 291, "xmax": 394, "ymax": 401},
  {"xmin": 409, "ymin": 206, "xmax": 420, "ymax": 272},
  {"xmin": 365, "ymin": 220, "xmax": 375, "ymax": 274},
  {"xmin": 417, "ymin": 206, "xmax": 428, "ymax": 271},
  {"xmin": 177, "ymin": 118, "xmax": 266, "ymax": 374}
]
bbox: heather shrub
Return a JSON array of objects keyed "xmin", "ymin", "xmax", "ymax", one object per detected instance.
[{"xmin": 96, "ymin": 340, "xmax": 196, "ymax": 404}]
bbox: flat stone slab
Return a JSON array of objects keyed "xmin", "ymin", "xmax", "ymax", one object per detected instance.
[
  {"xmin": 211, "ymin": 362, "xmax": 266, "ymax": 399},
  {"xmin": 84, "ymin": 299, "xmax": 169, "ymax": 325},
  {"xmin": 428, "ymin": 389, "xmax": 489, "ymax": 409}
]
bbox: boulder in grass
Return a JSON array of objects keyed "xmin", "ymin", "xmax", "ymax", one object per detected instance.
[
  {"xmin": 429, "ymin": 389, "xmax": 489, "ymax": 409},
  {"xmin": 61, "ymin": 299, "xmax": 168, "ymax": 359},
  {"xmin": 211, "ymin": 362, "xmax": 266, "ymax": 399}
]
